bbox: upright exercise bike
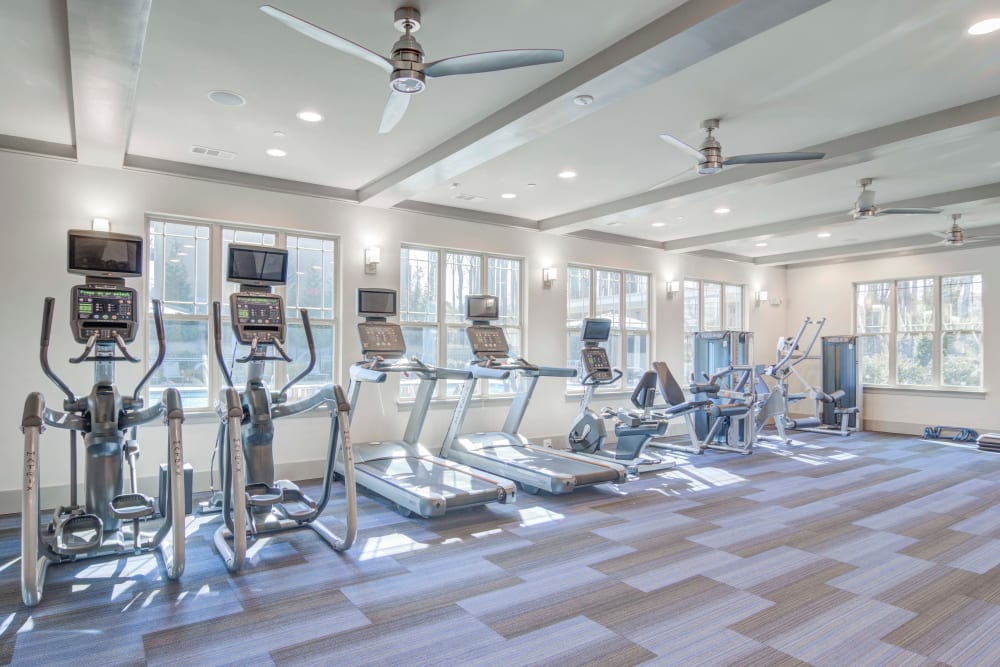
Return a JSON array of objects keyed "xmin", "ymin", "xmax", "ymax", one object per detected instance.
[
  {"xmin": 21, "ymin": 230, "xmax": 186, "ymax": 607},
  {"xmin": 211, "ymin": 244, "xmax": 357, "ymax": 572}
]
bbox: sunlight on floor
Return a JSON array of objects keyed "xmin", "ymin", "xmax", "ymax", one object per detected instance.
[
  {"xmin": 359, "ymin": 532, "xmax": 429, "ymax": 560},
  {"xmin": 517, "ymin": 506, "xmax": 565, "ymax": 527}
]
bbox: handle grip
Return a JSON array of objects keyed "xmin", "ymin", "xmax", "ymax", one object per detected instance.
[
  {"xmin": 213, "ymin": 301, "xmax": 235, "ymax": 389},
  {"xmin": 278, "ymin": 309, "xmax": 317, "ymax": 397},
  {"xmin": 41, "ymin": 297, "xmax": 55, "ymax": 347}
]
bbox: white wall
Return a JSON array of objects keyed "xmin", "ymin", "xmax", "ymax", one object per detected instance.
[
  {"xmin": 0, "ymin": 149, "xmax": 788, "ymax": 511},
  {"xmin": 787, "ymin": 249, "xmax": 998, "ymax": 435}
]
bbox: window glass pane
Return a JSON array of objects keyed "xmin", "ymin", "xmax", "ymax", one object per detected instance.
[
  {"xmin": 941, "ymin": 274, "xmax": 983, "ymax": 330},
  {"xmin": 151, "ymin": 222, "xmax": 210, "ymax": 316},
  {"xmin": 703, "ymin": 282, "xmax": 722, "ymax": 331},
  {"xmin": 400, "ymin": 247, "xmax": 438, "ymax": 322},
  {"xmin": 400, "ymin": 326, "xmax": 438, "ymax": 400},
  {"xmin": 566, "ymin": 329, "xmax": 583, "ymax": 390},
  {"xmin": 859, "ymin": 334, "xmax": 889, "ymax": 385},
  {"xmin": 897, "ymin": 278, "xmax": 935, "ymax": 332},
  {"xmin": 942, "ymin": 332, "xmax": 982, "ymax": 387},
  {"xmin": 149, "ymin": 320, "xmax": 209, "ymax": 409},
  {"xmin": 488, "ymin": 328, "xmax": 522, "ymax": 394},
  {"xmin": 567, "ymin": 267, "xmax": 591, "ymax": 327},
  {"xmin": 286, "ymin": 235, "xmax": 336, "ymax": 319},
  {"xmin": 595, "ymin": 270, "xmax": 622, "ymax": 326},
  {"xmin": 896, "ymin": 333, "xmax": 933, "ymax": 385},
  {"xmin": 218, "ymin": 320, "xmax": 273, "ymax": 389},
  {"xmin": 488, "ymin": 256, "xmax": 521, "ymax": 326},
  {"xmin": 855, "ymin": 282, "xmax": 892, "ymax": 334},
  {"xmin": 684, "ymin": 332, "xmax": 695, "ymax": 382},
  {"xmin": 626, "ymin": 333, "xmax": 649, "ymax": 389},
  {"xmin": 445, "ymin": 326, "xmax": 476, "ymax": 397},
  {"xmin": 625, "ymin": 273, "xmax": 649, "ymax": 330},
  {"xmin": 724, "ymin": 284, "xmax": 743, "ymax": 330},
  {"xmin": 284, "ymin": 322, "xmax": 334, "ymax": 401},
  {"xmin": 445, "ymin": 253, "xmax": 481, "ymax": 324},
  {"xmin": 683, "ymin": 280, "xmax": 700, "ymax": 332}
]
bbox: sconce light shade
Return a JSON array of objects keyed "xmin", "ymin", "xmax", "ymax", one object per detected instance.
[
  {"xmin": 542, "ymin": 266, "xmax": 558, "ymax": 288},
  {"xmin": 364, "ymin": 246, "xmax": 381, "ymax": 274},
  {"xmin": 91, "ymin": 217, "xmax": 110, "ymax": 232},
  {"xmin": 666, "ymin": 280, "xmax": 680, "ymax": 297},
  {"xmin": 755, "ymin": 290, "xmax": 769, "ymax": 306}
]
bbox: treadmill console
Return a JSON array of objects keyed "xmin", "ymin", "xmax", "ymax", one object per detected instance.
[
  {"xmin": 358, "ymin": 322, "xmax": 406, "ymax": 358},
  {"xmin": 230, "ymin": 292, "xmax": 285, "ymax": 344},
  {"xmin": 581, "ymin": 346, "xmax": 612, "ymax": 381},
  {"xmin": 467, "ymin": 325, "xmax": 509, "ymax": 358},
  {"xmin": 71, "ymin": 285, "xmax": 138, "ymax": 343}
]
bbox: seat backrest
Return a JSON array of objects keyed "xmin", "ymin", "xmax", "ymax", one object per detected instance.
[
  {"xmin": 652, "ymin": 361, "xmax": 687, "ymax": 406},
  {"xmin": 630, "ymin": 370, "xmax": 659, "ymax": 410}
]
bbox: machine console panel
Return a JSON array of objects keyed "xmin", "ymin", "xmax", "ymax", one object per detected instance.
[
  {"xmin": 467, "ymin": 325, "xmax": 509, "ymax": 357},
  {"xmin": 230, "ymin": 292, "xmax": 285, "ymax": 344},
  {"xmin": 71, "ymin": 285, "xmax": 138, "ymax": 343},
  {"xmin": 357, "ymin": 322, "xmax": 406, "ymax": 358},
  {"xmin": 581, "ymin": 347, "xmax": 612, "ymax": 381}
]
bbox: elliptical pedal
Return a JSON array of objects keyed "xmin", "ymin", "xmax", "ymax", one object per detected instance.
[
  {"xmin": 245, "ymin": 483, "xmax": 283, "ymax": 508},
  {"xmin": 55, "ymin": 513, "xmax": 103, "ymax": 554},
  {"xmin": 109, "ymin": 493, "xmax": 156, "ymax": 520}
]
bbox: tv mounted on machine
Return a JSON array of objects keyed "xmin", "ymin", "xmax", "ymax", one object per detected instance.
[
  {"xmin": 357, "ymin": 288, "xmax": 397, "ymax": 319},
  {"xmin": 581, "ymin": 318, "xmax": 612, "ymax": 343},
  {"xmin": 67, "ymin": 230, "xmax": 143, "ymax": 279},
  {"xmin": 226, "ymin": 244, "xmax": 288, "ymax": 286},
  {"xmin": 466, "ymin": 295, "xmax": 499, "ymax": 321}
]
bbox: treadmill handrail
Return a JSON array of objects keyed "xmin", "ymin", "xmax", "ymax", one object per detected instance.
[
  {"xmin": 469, "ymin": 364, "xmax": 511, "ymax": 380},
  {"xmin": 350, "ymin": 365, "xmax": 388, "ymax": 383}
]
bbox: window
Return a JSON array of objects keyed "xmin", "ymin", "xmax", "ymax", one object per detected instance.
[
  {"xmin": 683, "ymin": 279, "xmax": 745, "ymax": 379},
  {"xmin": 566, "ymin": 265, "xmax": 650, "ymax": 391},
  {"xmin": 399, "ymin": 245, "xmax": 522, "ymax": 399},
  {"xmin": 147, "ymin": 218, "xmax": 338, "ymax": 410},
  {"xmin": 854, "ymin": 274, "xmax": 982, "ymax": 388}
]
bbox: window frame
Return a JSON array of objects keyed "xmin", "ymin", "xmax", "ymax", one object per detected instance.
[
  {"xmin": 682, "ymin": 278, "xmax": 746, "ymax": 379},
  {"xmin": 399, "ymin": 243, "xmax": 524, "ymax": 401},
  {"xmin": 566, "ymin": 263, "xmax": 652, "ymax": 394},
  {"xmin": 853, "ymin": 272, "xmax": 983, "ymax": 389},
  {"xmin": 145, "ymin": 214, "xmax": 340, "ymax": 412}
]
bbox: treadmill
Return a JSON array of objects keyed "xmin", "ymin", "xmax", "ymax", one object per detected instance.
[
  {"xmin": 441, "ymin": 295, "xmax": 628, "ymax": 495},
  {"xmin": 339, "ymin": 288, "xmax": 516, "ymax": 518}
]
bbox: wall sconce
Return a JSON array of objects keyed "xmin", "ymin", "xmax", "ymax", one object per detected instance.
[
  {"xmin": 91, "ymin": 217, "xmax": 110, "ymax": 232},
  {"xmin": 542, "ymin": 266, "xmax": 558, "ymax": 289},
  {"xmin": 364, "ymin": 246, "xmax": 381, "ymax": 274},
  {"xmin": 666, "ymin": 280, "xmax": 680, "ymax": 298},
  {"xmin": 755, "ymin": 290, "xmax": 769, "ymax": 306}
]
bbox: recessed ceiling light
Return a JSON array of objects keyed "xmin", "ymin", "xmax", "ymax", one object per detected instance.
[
  {"xmin": 755, "ymin": 242, "xmax": 768, "ymax": 247},
  {"xmin": 651, "ymin": 222, "xmax": 666, "ymax": 227},
  {"xmin": 606, "ymin": 221, "xmax": 622, "ymax": 227},
  {"xmin": 714, "ymin": 207, "xmax": 731, "ymax": 214},
  {"xmin": 208, "ymin": 90, "xmax": 246, "ymax": 107},
  {"xmin": 817, "ymin": 232, "xmax": 832, "ymax": 239},
  {"xmin": 272, "ymin": 130, "xmax": 286, "ymax": 137},
  {"xmin": 296, "ymin": 110, "xmax": 323, "ymax": 122},
  {"xmin": 527, "ymin": 183, "xmax": 537, "ymax": 188},
  {"xmin": 558, "ymin": 170, "xmax": 577, "ymax": 179},
  {"xmin": 266, "ymin": 148, "xmax": 287, "ymax": 157},
  {"xmin": 573, "ymin": 94, "xmax": 595, "ymax": 106},
  {"xmin": 501, "ymin": 193, "xmax": 517, "ymax": 199},
  {"xmin": 968, "ymin": 18, "xmax": 1000, "ymax": 35}
]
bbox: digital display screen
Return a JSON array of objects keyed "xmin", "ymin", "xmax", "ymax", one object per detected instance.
[
  {"xmin": 227, "ymin": 245, "xmax": 288, "ymax": 285},
  {"xmin": 358, "ymin": 289, "xmax": 397, "ymax": 316},
  {"xmin": 466, "ymin": 295, "xmax": 498, "ymax": 320},
  {"xmin": 467, "ymin": 325, "xmax": 508, "ymax": 355},
  {"xmin": 68, "ymin": 232, "xmax": 142, "ymax": 277},
  {"xmin": 76, "ymin": 288, "xmax": 134, "ymax": 322},
  {"xmin": 358, "ymin": 322, "xmax": 406, "ymax": 355},
  {"xmin": 234, "ymin": 295, "xmax": 283, "ymax": 325},
  {"xmin": 582, "ymin": 318, "xmax": 611, "ymax": 342}
]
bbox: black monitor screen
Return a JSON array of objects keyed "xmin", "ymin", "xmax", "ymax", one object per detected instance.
[
  {"xmin": 582, "ymin": 318, "xmax": 612, "ymax": 342},
  {"xmin": 466, "ymin": 295, "xmax": 499, "ymax": 320},
  {"xmin": 67, "ymin": 231, "xmax": 143, "ymax": 278},
  {"xmin": 358, "ymin": 288, "xmax": 397, "ymax": 317},
  {"xmin": 227, "ymin": 245, "xmax": 288, "ymax": 285}
]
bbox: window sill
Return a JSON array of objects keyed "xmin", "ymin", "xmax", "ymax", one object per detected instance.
[
  {"xmin": 172, "ymin": 404, "xmax": 336, "ymax": 424},
  {"xmin": 396, "ymin": 395, "xmax": 515, "ymax": 411},
  {"xmin": 564, "ymin": 390, "xmax": 633, "ymax": 402},
  {"xmin": 863, "ymin": 386, "xmax": 986, "ymax": 399}
]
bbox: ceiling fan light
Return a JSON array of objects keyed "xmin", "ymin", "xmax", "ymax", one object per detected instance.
[{"xmin": 391, "ymin": 75, "xmax": 425, "ymax": 93}]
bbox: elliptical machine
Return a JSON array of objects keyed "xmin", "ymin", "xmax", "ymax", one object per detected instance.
[
  {"xmin": 21, "ymin": 230, "xmax": 186, "ymax": 607},
  {"xmin": 567, "ymin": 318, "xmax": 672, "ymax": 473},
  {"xmin": 210, "ymin": 244, "xmax": 357, "ymax": 572}
]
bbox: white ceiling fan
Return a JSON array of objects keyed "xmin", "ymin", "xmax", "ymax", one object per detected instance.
[
  {"xmin": 932, "ymin": 214, "xmax": 1000, "ymax": 247},
  {"xmin": 259, "ymin": 5, "xmax": 564, "ymax": 134},
  {"xmin": 851, "ymin": 177, "xmax": 942, "ymax": 219}
]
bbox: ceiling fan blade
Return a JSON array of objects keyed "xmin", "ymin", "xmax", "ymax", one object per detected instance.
[
  {"xmin": 874, "ymin": 207, "xmax": 943, "ymax": 216},
  {"xmin": 259, "ymin": 5, "xmax": 393, "ymax": 73},
  {"xmin": 723, "ymin": 151, "xmax": 825, "ymax": 165},
  {"xmin": 658, "ymin": 134, "xmax": 705, "ymax": 162},
  {"xmin": 930, "ymin": 231, "xmax": 949, "ymax": 238},
  {"xmin": 423, "ymin": 49, "xmax": 563, "ymax": 78},
  {"xmin": 646, "ymin": 165, "xmax": 696, "ymax": 191},
  {"xmin": 378, "ymin": 90, "xmax": 410, "ymax": 134},
  {"xmin": 966, "ymin": 235, "xmax": 1000, "ymax": 242}
]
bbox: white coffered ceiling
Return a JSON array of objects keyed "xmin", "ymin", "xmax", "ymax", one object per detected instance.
[{"xmin": 2, "ymin": 0, "xmax": 999, "ymax": 265}]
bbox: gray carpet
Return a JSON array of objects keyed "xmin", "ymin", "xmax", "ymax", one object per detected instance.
[{"xmin": 3, "ymin": 431, "xmax": 1000, "ymax": 666}]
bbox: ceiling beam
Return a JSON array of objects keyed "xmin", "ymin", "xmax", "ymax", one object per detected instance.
[
  {"xmin": 357, "ymin": 0, "xmax": 832, "ymax": 208},
  {"xmin": 662, "ymin": 181, "xmax": 1000, "ymax": 252},
  {"xmin": 568, "ymin": 230, "xmax": 664, "ymax": 250},
  {"xmin": 66, "ymin": 0, "xmax": 151, "ymax": 167},
  {"xmin": 538, "ymin": 93, "xmax": 1000, "ymax": 233},
  {"xmin": 0, "ymin": 134, "xmax": 76, "ymax": 161},
  {"xmin": 392, "ymin": 201, "xmax": 538, "ymax": 231}
]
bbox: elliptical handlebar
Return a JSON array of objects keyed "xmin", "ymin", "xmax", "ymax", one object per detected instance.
[
  {"xmin": 279, "ymin": 309, "xmax": 317, "ymax": 397},
  {"xmin": 132, "ymin": 299, "xmax": 168, "ymax": 401},
  {"xmin": 581, "ymin": 368, "xmax": 623, "ymax": 386},
  {"xmin": 212, "ymin": 301, "xmax": 236, "ymax": 389},
  {"xmin": 39, "ymin": 297, "xmax": 76, "ymax": 404}
]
